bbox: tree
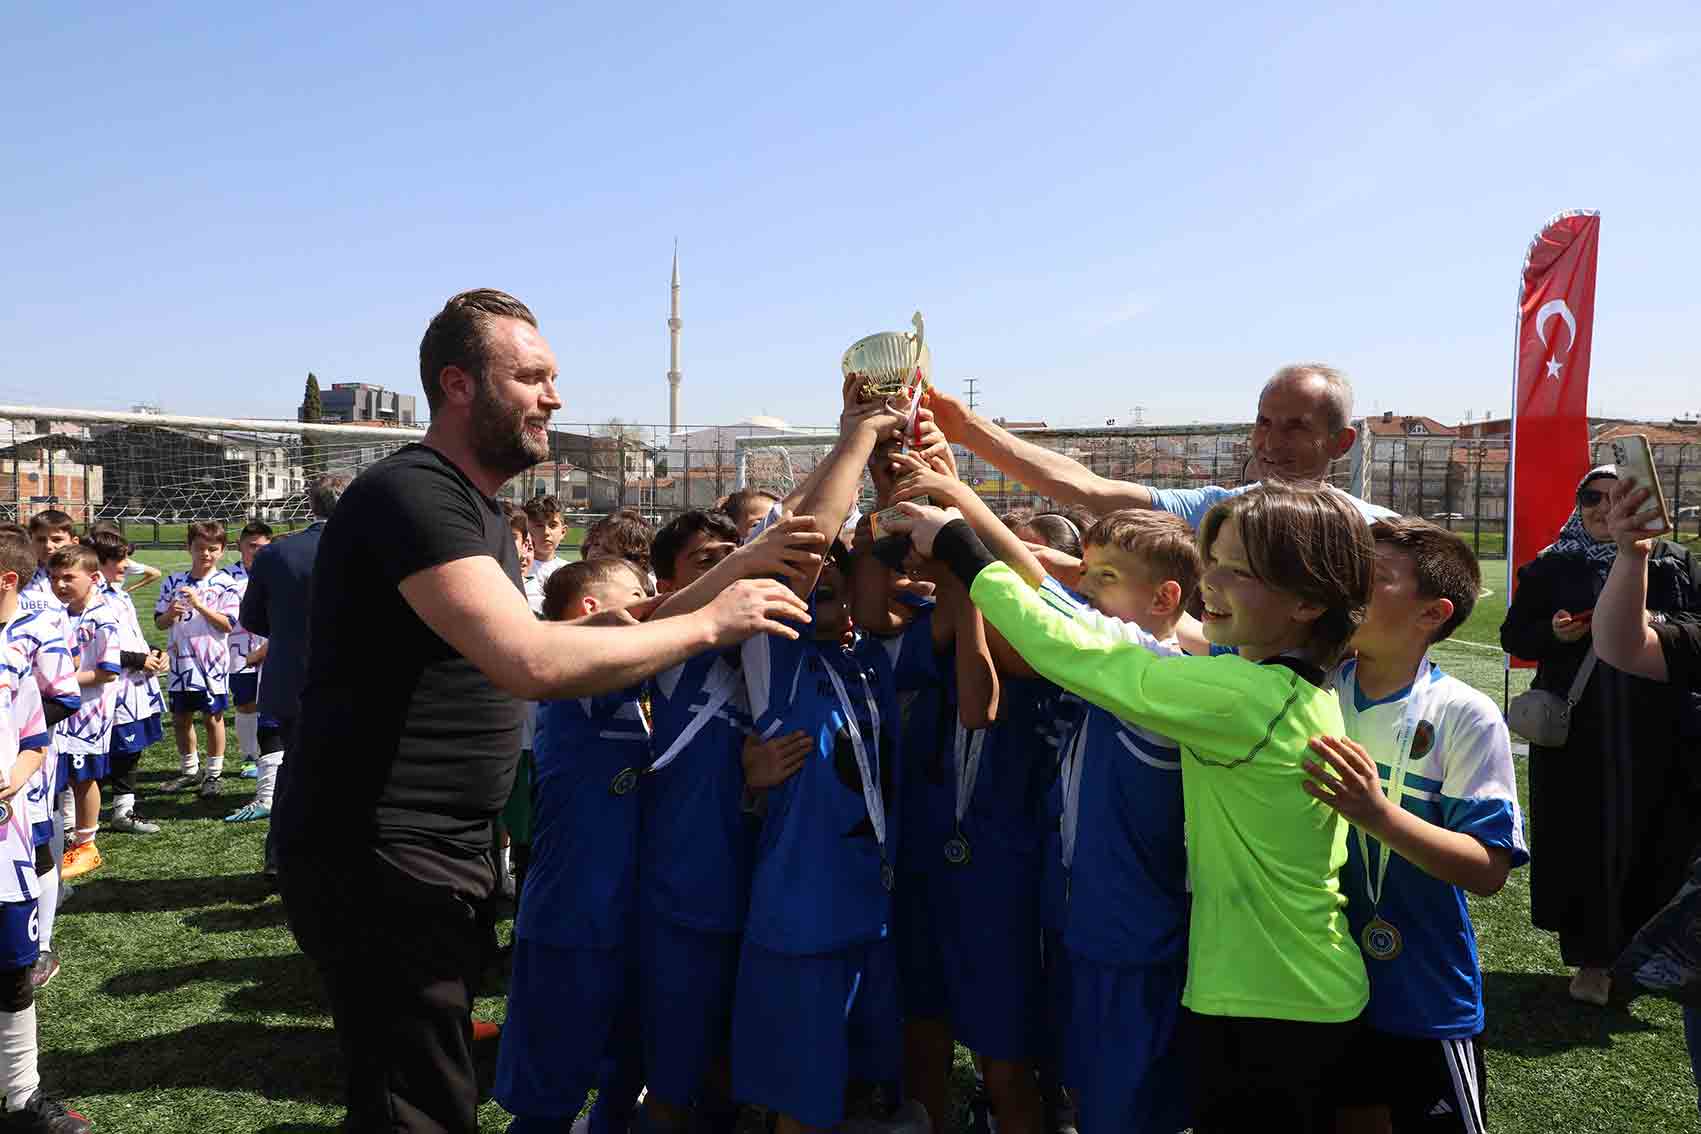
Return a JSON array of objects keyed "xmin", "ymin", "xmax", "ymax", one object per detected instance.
[{"xmin": 301, "ymin": 373, "xmax": 324, "ymax": 482}]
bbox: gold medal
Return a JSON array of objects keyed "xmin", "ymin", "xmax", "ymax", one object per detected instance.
[
  {"xmin": 609, "ymin": 768, "xmax": 639, "ymax": 796},
  {"xmin": 1361, "ymin": 917, "xmax": 1403, "ymax": 961},
  {"xmin": 943, "ymin": 834, "xmax": 972, "ymax": 867}
]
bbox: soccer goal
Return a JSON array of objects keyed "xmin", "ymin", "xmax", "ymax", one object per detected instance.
[{"xmin": 0, "ymin": 403, "xmax": 424, "ymax": 544}]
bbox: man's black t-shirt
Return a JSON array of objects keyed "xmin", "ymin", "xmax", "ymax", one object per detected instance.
[
  {"xmin": 1657, "ymin": 618, "xmax": 1701, "ymax": 690},
  {"xmin": 277, "ymin": 444, "xmax": 525, "ymax": 869}
]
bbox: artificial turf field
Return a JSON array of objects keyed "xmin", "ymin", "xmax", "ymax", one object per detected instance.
[{"xmin": 34, "ymin": 551, "xmax": 1697, "ymax": 1132}]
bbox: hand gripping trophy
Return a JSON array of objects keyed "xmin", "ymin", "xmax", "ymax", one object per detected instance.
[{"xmin": 843, "ymin": 312, "xmax": 933, "ymax": 566}]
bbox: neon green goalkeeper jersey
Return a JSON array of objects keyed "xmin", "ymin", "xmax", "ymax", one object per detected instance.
[{"xmin": 970, "ymin": 563, "xmax": 1368, "ymax": 1023}]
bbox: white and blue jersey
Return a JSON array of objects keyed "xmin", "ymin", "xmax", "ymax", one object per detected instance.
[
  {"xmin": 740, "ymin": 629, "xmax": 900, "ymax": 956},
  {"xmin": 1333, "ymin": 659, "xmax": 1529, "ymax": 1039},
  {"xmin": 55, "ymin": 598, "xmax": 124, "ymax": 756},
  {"xmin": 0, "ymin": 638, "xmax": 47, "ymax": 906},
  {"xmin": 5, "ymin": 609, "xmax": 79, "ymax": 849},
  {"xmin": 224, "ymin": 563, "xmax": 266, "ymax": 678},
  {"xmin": 641, "ymin": 650, "xmax": 754, "ymax": 933},
  {"xmin": 102, "ymin": 579, "xmax": 165, "ymax": 727},
  {"xmin": 515, "ymin": 687, "xmax": 650, "ymax": 950},
  {"xmin": 155, "ymin": 568, "xmax": 240, "ymax": 697},
  {"xmin": 1151, "ymin": 483, "xmax": 1395, "ymax": 529}
]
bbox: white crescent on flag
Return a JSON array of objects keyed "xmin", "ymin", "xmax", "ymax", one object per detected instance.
[{"xmin": 1535, "ymin": 298, "xmax": 1576, "ymax": 350}]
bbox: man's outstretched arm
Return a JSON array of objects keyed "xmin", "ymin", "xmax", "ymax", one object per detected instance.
[{"xmin": 925, "ymin": 388, "xmax": 1154, "ymax": 513}]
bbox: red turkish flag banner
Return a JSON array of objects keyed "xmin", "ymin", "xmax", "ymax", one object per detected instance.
[{"xmin": 1507, "ymin": 210, "xmax": 1600, "ymax": 663}]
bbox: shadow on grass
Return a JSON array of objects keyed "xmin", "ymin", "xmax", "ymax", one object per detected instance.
[
  {"xmin": 48, "ymin": 1019, "xmax": 343, "ymax": 1105},
  {"xmin": 66, "ymin": 872, "xmax": 274, "ymax": 913},
  {"xmin": 119, "ymin": 793, "xmax": 262, "ymax": 822},
  {"xmin": 1483, "ymin": 971, "xmax": 1660, "ymax": 1054},
  {"xmin": 182, "ymin": 899, "xmax": 290, "ymax": 934},
  {"xmin": 102, "ymin": 952, "xmax": 327, "ymax": 1017}
]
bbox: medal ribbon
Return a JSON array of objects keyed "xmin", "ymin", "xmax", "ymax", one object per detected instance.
[
  {"xmin": 1352, "ymin": 658, "xmax": 1438, "ymax": 914},
  {"xmin": 821, "ymin": 657, "xmax": 886, "ymax": 855},
  {"xmin": 647, "ymin": 663, "xmax": 738, "ymax": 776},
  {"xmin": 952, "ymin": 723, "xmax": 986, "ymax": 827}
]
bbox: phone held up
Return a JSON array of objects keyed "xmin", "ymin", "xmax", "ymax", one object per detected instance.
[{"xmin": 1611, "ymin": 434, "xmax": 1674, "ymax": 537}]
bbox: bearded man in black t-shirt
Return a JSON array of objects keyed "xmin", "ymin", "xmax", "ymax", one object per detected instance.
[{"xmin": 277, "ymin": 290, "xmax": 811, "ymax": 1134}]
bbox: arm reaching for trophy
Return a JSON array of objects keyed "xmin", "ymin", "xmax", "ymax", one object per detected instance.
[{"xmin": 924, "ymin": 387, "xmax": 1154, "ymax": 514}]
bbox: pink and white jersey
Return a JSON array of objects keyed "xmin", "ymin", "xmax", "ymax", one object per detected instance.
[
  {"xmin": 55, "ymin": 597, "xmax": 124, "ymax": 756},
  {"xmin": 156, "ymin": 569, "xmax": 240, "ymax": 696},
  {"xmin": 100, "ymin": 579, "xmax": 165, "ymax": 726},
  {"xmin": 224, "ymin": 563, "xmax": 266, "ymax": 676},
  {"xmin": 0, "ymin": 639, "xmax": 46, "ymax": 904}
]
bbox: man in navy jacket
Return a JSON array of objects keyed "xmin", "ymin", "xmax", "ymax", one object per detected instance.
[{"xmin": 238, "ymin": 473, "xmax": 348, "ymax": 877}]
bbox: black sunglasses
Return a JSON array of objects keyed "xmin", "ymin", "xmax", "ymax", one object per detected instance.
[{"xmin": 1577, "ymin": 488, "xmax": 1610, "ymax": 507}]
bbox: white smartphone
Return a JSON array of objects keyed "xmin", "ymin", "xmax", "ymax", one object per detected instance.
[{"xmin": 1610, "ymin": 434, "xmax": 1674, "ymax": 535}]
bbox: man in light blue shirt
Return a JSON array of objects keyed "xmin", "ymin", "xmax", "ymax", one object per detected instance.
[{"xmin": 928, "ymin": 362, "xmax": 1395, "ymax": 528}]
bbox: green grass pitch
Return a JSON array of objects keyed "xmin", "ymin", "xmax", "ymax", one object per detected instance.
[{"xmin": 35, "ymin": 552, "xmax": 1695, "ymax": 1131}]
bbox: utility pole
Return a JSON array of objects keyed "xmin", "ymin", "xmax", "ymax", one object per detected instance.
[{"xmin": 962, "ymin": 377, "xmax": 980, "ymax": 484}]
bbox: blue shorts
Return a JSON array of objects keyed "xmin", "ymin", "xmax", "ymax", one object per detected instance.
[
  {"xmin": 0, "ymin": 898, "xmax": 40, "ymax": 971},
  {"xmin": 495, "ymin": 937, "xmax": 633, "ymax": 1118},
  {"xmin": 171, "ymin": 691, "xmax": 229, "ymax": 716},
  {"xmin": 59, "ymin": 751, "xmax": 110, "ymax": 785},
  {"xmin": 732, "ymin": 936, "xmax": 901, "ymax": 1129},
  {"xmin": 936, "ymin": 856, "xmax": 1043, "ymax": 1062},
  {"xmin": 1068, "ymin": 953, "xmax": 1189, "ymax": 1134},
  {"xmin": 110, "ymin": 715, "xmax": 164, "ymax": 756},
  {"xmin": 893, "ymin": 867, "xmax": 949, "ymax": 1021},
  {"xmin": 230, "ymin": 672, "xmax": 259, "ymax": 706},
  {"xmin": 639, "ymin": 910, "xmax": 740, "ymax": 1106}
]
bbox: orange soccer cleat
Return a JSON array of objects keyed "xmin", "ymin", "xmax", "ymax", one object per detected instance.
[{"xmin": 60, "ymin": 841, "xmax": 104, "ymax": 881}]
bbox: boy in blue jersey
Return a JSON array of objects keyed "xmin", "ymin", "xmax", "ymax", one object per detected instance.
[
  {"xmin": 1304, "ymin": 519, "xmax": 1527, "ymax": 1133},
  {"xmin": 47, "ymin": 546, "xmax": 124, "ymax": 882},
  {"xmin": 636, "ymin": 506, "xmax": 829, "ymax": 1134},
  {"xmin": 732, "ymin": 374, "xmax": 919, "ymax": 1134},
  {"xmin": 496, "ymin": 557, "xmax": 653, "ymax": 1134}
]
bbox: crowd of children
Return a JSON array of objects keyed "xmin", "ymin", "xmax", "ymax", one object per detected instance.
[
  {"xmin": 0, "ymin": 376, "xmax": 1532, "ymax": 1132},
  {"xmin": 473, "ymin": 379, "xmax": 1527, "ymax": 1134}
]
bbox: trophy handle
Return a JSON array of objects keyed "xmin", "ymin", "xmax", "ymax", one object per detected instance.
[{"xmin": 909, "ymin": 311, "xmax": 925, "ymax": 360}]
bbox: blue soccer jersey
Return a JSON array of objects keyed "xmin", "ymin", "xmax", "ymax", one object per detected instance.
[
  {"xmin": 741, "ymin": 629, "xmax": 900, "ymax": 956},
  {"xmin": 516, "ymin": 688, "xmax": 651, "ymax": 950},
  {"xmin": 641, "ymin": 649, "xmax": 755, "ymax": 933},
  {"xmin": 1059, "ymin": 703, "xmax": 1188, "ymax": 967},
  {"xmin": 1333, "ymin": 658, "xmax": 1529, "ymax": 1038},
  {"xmin": 887, "ymin": 609, "xmax": 953, "ymax": 879}
]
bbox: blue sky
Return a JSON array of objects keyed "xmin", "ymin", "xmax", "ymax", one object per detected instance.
[{"xmin": 4, "ymin": 3, "xmax": 1698, "ymax": 430}]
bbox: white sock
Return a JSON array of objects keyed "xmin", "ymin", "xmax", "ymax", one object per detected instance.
[
  {"xmin": 56, "ymin": 791, "xmax": 73, "ymax": 837},
  {"xmin": 0, "ymin": 1004, "xmax": 40, "ymax": 1112},
  {"xmin": 236, "ymin": 713, "xmax": 259, "ymax": 761},
  {"xmin": 180, "ymin": 751, "xmax": 200, "ymax": 777},
  {"xmin": 206, "ymin": 753, "xmax": 224, "ymax": 778},
  {"xmin": 37, "ymin": 863, "xmax": 58, "ymax": 953},
  {"xmin": 74, "ymin": 826, "xmax": 96, "ymax": 847},
  {"xmin": 113, "ymin": 793, "xmax": 136, "ymax": 818},
  {"xmin": 254, "ymin": 751, "xmax": 284, "ymax": 809}
]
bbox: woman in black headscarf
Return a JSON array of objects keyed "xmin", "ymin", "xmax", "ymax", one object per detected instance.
[{"xmin": 1501, "ymin": 465, "xmax": 1701, "ymax": 1004}]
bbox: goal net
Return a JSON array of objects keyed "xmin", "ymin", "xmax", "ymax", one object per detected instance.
[{"xmin": 0, "ymin": 405, "xmax": 422, "ymax": 542}]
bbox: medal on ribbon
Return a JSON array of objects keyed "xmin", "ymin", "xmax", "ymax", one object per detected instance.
[
  {"xmin": 946, "ymin": 725, "xmax": 985, "ymax": 868},
  {"xmin": 609, "ymin": 767, "xmax": 639, "ymax": 796},
  {"xmin": 1361, "ymin": 916, "xmax": 1404, "ymax": 961}
]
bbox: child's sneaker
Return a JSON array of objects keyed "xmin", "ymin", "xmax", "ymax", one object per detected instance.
[
  {"xmin": 1, "ymin": 1091, "xmax": 92, "ymax": 1132},
  {"xmin": 59, "ymin": 842, "xmax": 102, "ymax": 882},
  {"xmin": 28, "ymin": 950, "xmax": 59, "ymax": 992},
  {"xmin": 197, "ymin": 774, "xmax": 224, "ymax": 799},
  {"xmin": 223, "ymin": 801, "xmax": 271, "ymax": 823},
  {"xmin": 240, "ymin": 762, "xmax": 259, "ymax": 779},
  {"xmin": 108, "ymin": 811, "xmax": 161, "ymax": 835},
  {"xmin": 161, "ymin": 772, "xmax": 203, "ymax": 792}
]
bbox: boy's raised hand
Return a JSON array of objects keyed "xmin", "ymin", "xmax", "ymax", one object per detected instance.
[
  {"xmin": 743, "ymin": 730, "xmax": 811, "ymax": 789},
  {"xmin": 921, "ymin": 387, "xmax": 971, "ymax": 444},
  {"xmin": 889, "ymin": 450, "xmax": 967, "ymax": 508},
  {"xmin": 734, "ymin": 515, "xmax": 828, "ymax": 586},
  {"xmin": 1302, "ymin": 735, "xmax": 1393, "ymax": 831},
  {"xmin": 875, "ymin": 502, "xmax": 963, "ymax": 558}
]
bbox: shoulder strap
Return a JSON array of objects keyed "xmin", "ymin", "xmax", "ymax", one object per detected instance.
[{"xmin": 1566, "ymin": 645, "xmax": 1598, "ymax": 706}]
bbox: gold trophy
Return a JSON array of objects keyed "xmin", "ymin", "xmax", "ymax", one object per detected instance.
[
  {"xmin": 842, "ymin": 311, "xmax": 932, "ymax": 404},
  {"xmin": 848, "ymin": 312, "xmax": 933, "ymax": 567}
]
